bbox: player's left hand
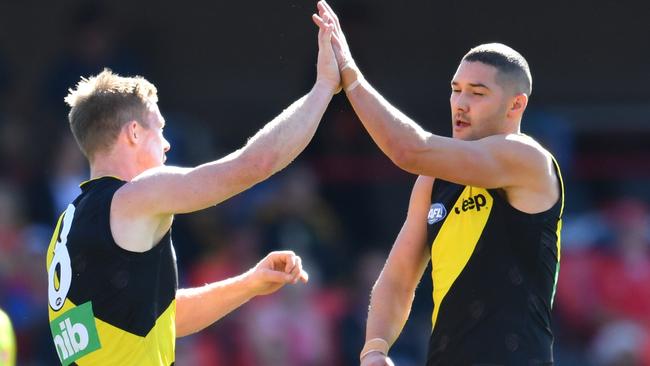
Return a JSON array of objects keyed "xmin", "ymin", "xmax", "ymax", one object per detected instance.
[
  {"xmin": 312, "ymin": 0, "xmax": 354, "ymax": 71},
  {"xmin": 244, "ymin": 250, "xmax": 309, "ymax": 296},
  {"xmin": 315, "ymin": 12, "xmax": 341, "ymax": 93}
]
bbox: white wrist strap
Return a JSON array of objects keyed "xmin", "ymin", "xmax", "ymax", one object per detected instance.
[
  {"xmin": 341, "ymin": 60, "xmax": 354, "ymax": 71},
  {"xmin": 360, "ymin": 338, "xmax": 389, "ymax": 360},
  {"xmin": 345, "ymin": 79, "xmax": 361, "ymax": 92}
]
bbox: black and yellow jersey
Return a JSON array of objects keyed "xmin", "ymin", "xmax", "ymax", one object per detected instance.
[
  {"xmin": 46, "ymin": 177, "xmax": 177, "ymax": 365},
  {"xmin": 425, "ymin": 162, "xmax": 564, "ymax": 365}
]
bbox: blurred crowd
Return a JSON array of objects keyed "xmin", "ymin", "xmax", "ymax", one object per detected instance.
[
  {"xmin": 1, "ymin": 2, "xmax": 650, "ymax": 366},
  {"xmin": 555, "ymin": 199, "xmax": 650, "ymax": 365}
]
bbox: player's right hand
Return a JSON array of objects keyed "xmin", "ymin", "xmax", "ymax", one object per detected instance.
[
  {"xmin": 312, "ymin": 0, "xmax": 354, "ymax": 71},
  {"xmin": 245, "ymin": 250, "xmax": 309, "ymax": 297},
  {"xmin": 314, "ymin": 14, "xmax": 341, "ymax": 93},
  {"xmin": 361, "ymin": 352, "xmax": 395, "ymax": 366}
]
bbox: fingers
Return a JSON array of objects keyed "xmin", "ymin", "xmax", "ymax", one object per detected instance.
[
  {"xmin": 260, "ymin": 268, "xmax": 293, "ymax": 284},
  {"xmin": 314, "ymin": 15, "xmax": 333, "ymax": 42},
  {"xmin": 312, "ymin": 14, "xmax": 328, "ymax": 29},
  {"xmin": 322, "ymin": 11, "xmax": 332, "ymax": 25},
  {"xmin": 317, "ymin": 2, "xmax": 327, "ymax": 19},
  {"xmin": 266, "ymin": 250, "xmax": 308, "ymax": 285},
  {"xmin": 283, "ymin": 252, "xmax": 297, "ymax": 273},
  {"xmin": 318, "ymin": 1, "xmax": 341, "ymax": 31},
  {"xmin": 284, "ymin": 254, "xmax": 304, "ymax": 284},
  {"xmin": 299, "ymin": 269, "xmax": 309, "ymax": 283},
  {"xmin": 315, "ymin": 0, "xmax": 349, "ymax": 63},
  {"xmin": 330, "ymin": 33, "xmax": 344, "ymax": 53},
  {"xmin": 289, "ymin": 258, "xmax": 300, "ymax": 283},
  {"xmin": 313, "ymin": 14, "xmax": 335, "ymax": 44},
  {"xmin": 315, "ymin": 3, "xmax": 338, "ymax": 32},
  {"xmin": 320, "ymin": 0, "xmax": 339, "ymax": 23},
  {"xmin": 316, "ymin": 7, "xmax": 336, "ymax": 33}
]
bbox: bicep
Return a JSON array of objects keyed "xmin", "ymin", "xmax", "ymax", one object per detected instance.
[
  {"xmin": 404, "ymin": 134, "xmax": 548, "ymax": 189},
  {"xmin": 114, "ymin": 149, "xmax": 269, "ymax": 216}
]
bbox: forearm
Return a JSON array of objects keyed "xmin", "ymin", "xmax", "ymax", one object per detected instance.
[
  {"xmin": 241, "ymin": 81, "xmax": 335, "ymax": 176},
  {"xmin": 342, "ymin": 67, "xmax": 432, "ymax": 168},
  {"xmin": 175, "ymin": 273, "xmax": 254, "ymax": 337},
  {"xmin": 131, "ymin": 81, "xmax": 336, "ymax": 215},
  {"xmin": 365, "ymin": 272, "xmax": 416, "ymax": 348}
]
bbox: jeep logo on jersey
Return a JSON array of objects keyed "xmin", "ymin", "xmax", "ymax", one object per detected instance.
[
  {"xmin": 427, "ymin": 203, "xmax": 447, "ymax": 224},
  {"xmin": 454, "ymin": 194, "xmax": 487, "ymax": 214},
  {"xmin": 49, "ymin": 302, "xmax": 101, "ymax": 365}
]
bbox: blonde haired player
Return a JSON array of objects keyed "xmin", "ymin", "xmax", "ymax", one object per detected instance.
[{"xmin": 46, "ymin": 21, "xmax": 340, "ymax": 365}]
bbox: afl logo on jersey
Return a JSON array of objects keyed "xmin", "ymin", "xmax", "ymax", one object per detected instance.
[{"xmin": 427, "ymin": 203, "xmax": 447, "ymax": 224}]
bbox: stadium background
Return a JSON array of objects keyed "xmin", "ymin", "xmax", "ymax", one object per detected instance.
[{"xmin": 1, "ymin": 0, "xmax": 649, "ymax": 364}]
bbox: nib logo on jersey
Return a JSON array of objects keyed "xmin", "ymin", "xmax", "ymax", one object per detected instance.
[
  {"xmin": 49, "ymin": 302, "xmax": 101, "ymax": 365},
  {"xmin": 454, "ymin": 193, "xmax": 488, "ymax": 214}
]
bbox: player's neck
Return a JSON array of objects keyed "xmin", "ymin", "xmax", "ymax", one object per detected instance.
[{"xmin": 89, "ymin": 152, "xmax": 141, "ymax": 182}]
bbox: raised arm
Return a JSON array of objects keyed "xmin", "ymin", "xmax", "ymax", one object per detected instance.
[
  {"xmin": 361, "ymin": 176, "xmax": 433, "ymax": 365},
  {"xmin": 114, "ymin": 23, "xmax": 340, "ymax": 218},
  {"xmin": 312, "ymin": 1, "xmax": 555, "ymax": 195}
]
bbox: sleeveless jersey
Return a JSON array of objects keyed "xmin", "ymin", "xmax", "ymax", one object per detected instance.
[
  {"xmin": 425, "ymin": 161, "xmax": 564, "ymax": 365},
  {"xmin": 46, "ymin": 177, "xmax": 177, "ymax": 365}
]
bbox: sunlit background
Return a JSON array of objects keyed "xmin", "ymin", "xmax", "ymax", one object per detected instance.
[{"xmin": 1, "ymin": 1, "xmax": 649, "ymax": 365}]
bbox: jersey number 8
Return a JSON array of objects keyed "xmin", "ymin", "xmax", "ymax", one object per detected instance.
[{"xmin": 48, "ymin": 205, "xmax": 76, "ymax": 311}]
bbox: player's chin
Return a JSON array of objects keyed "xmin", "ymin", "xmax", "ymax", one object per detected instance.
[{"xmin": 452, "ymin": 129, "xmax": 475, "ymax": 141}]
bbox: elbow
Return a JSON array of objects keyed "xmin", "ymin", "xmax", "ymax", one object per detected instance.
[
  {"xmin": 257, "ymin": 152, "xmax": 280, "ymax": 179},
  {"xmin": 240, "ymin": 149, "xmax": 278, "ymax": 182},
  {"xmin": 389, "ymin": 143, "xmax": 420, "ymax": 173}
]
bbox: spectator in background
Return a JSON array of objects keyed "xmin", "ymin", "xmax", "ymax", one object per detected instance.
[
  {"xmin": 557, "ymin": 198, "xmax": 650, "ymax": 365},
  {"xmin": 178, "ymin": 165, "xmax": 350, "ymax": 366},
  {"xmin": 256, "ymin": 164, "xmax": 348, "ymax": 283},
  {"xmin": 176, "ymin": 225, "xmax": 264, "ymax": 366},
  {"xmin": 588, "ymin": 199, "xmax": 650, "ymax": 365},
  {"xmin": 0, "ymin": 181, "xmax": 50, "ymax": 362},
  {"xmin": 243, "ymin": 279, "xmax": 335, "ymax": 366}
]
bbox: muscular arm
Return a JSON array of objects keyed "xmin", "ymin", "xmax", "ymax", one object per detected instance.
[
  {"xmin": 118, "ymin": 82, "xmax": 335, "ymax": 216},
  {"xmin": 313, "ymin": 1, "xmax": 554, "ymax": 192},
  {"xmin": 365, "ymin": 176, "xmax": 432, "ymax": 354},
  {"xmin": 111, "ymin": 23, "xmax": 340, "ymax": 251},
  {"xmin": 340, "ymin": 67, "xmax": 554, "ymax": 194}
]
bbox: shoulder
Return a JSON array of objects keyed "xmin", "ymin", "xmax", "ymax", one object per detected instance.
[
  {"xmin": 482, "ymin": 133, "xmax": 550, "ymax": 158},
  {"xmin": 113, "ymin": 166, "xmax": 189, "ymax": 209},
  {"xmin": 482, "ymin": 134, "xmax": 554, "ymax": 176},
  {"xmin": 494, "ymin": 135, "xmax": 560, "ymax": 212}
]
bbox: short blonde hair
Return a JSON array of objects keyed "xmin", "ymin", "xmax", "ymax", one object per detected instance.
[{"xmin": 65, "ymin": 68, "xmax": 158, "ymax": 160}]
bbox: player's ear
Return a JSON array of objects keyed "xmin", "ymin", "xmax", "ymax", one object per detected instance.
[
  {"xmin": 124, "ymin": 121, "xmax": 142, "ymax": 145},
  {"xmin": 507, "ymin": 93, "xmax": 528, "ymax": 118}
]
